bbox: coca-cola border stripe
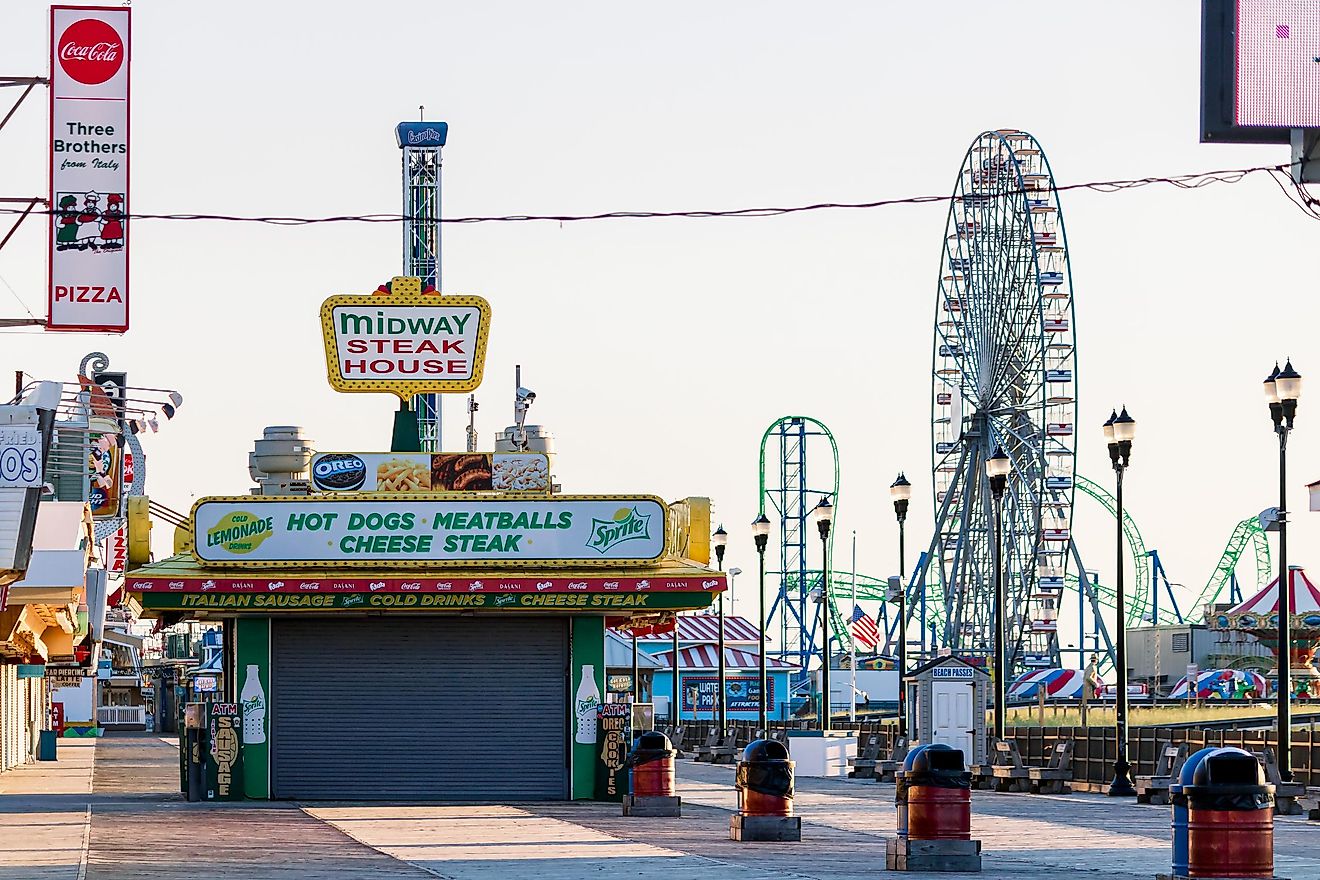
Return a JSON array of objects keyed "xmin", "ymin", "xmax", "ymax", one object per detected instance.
[
  {"xmin": 48, "ymin": 6, "xmax": 130, "ymax": 333},
  {"xmin": 124, "ymin": 573, "xmax": 727, "ymax": 594}
]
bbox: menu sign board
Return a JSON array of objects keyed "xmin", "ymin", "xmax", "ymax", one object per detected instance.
[
  {"xmin": 191, "ymin": 495, "xmax": 667, "ymax": 568},
  {"xmin": 594, "ymin": 702, "xmax": 630, "ymax": 802},
  {"xmin": 320, "ymin": 276, "xmax": 491, "ymax": 399},
  {"xmin": 310, "ymin": 451, "xmax": 549, "ymax": 494}
]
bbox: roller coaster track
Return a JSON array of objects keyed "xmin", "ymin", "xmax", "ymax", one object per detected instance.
[{"xmin": 785, "ymin": 476, "xmax": 1272, "ymax": 658}]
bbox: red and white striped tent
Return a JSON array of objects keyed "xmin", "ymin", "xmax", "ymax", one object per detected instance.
[
  {"xmin": 652, "ymin": 645, "xmax": 799, "ymax": 671},
  {"xmin": 1220, "ymin": 567, "xmax": 1320, "ymax": 622},
  {"xmin": 625, "ymin": 615, "xmax": 762, "ymax": 644}
]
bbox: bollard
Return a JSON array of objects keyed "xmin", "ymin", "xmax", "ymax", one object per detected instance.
[
  {"xmin": 1184, "ymin": 748, "xmax": 1275, "ymax": 880},
  {"xmin": 622, "ymin": 731, "xmax": 680, "ymax": 817},
  {"xmin": 730, "ymin": 739, "xmax": 800, "ymax": 841},
  {"xmin": 907, "ymin": 746, "xmax": 972, "ymax": 841},
  {"xmin": 1171, "ymin": 747, "xmax": 1217, "ymax": 878},
  {"xmin": 886, "ymin": 743, "xmax": 981, "ymax": 873}
]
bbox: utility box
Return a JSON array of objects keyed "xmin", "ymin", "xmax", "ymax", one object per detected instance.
[{"xmin": 905, "ymin": 657, "xmax": 988, "ymax": 767}]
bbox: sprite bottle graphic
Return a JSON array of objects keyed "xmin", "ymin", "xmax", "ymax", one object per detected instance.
[
  {"xmin": 240, "ymin": 664, "xmax": 267, "ymax": 744},
  {"xmin": 574, "ymin": 664, "xmax": 601, "ymax": 744}
]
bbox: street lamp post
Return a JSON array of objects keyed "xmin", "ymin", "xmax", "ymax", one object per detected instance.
[
  {"xmin": 752, "ymin": 514, "xmax": 771, "ymax": 734},
  {"xmin": 1104, "ymin": 407, "xmax": 1138, "ymax": 797},
  {"xmin": 986, "ymin": 447, "xmax": 1011, "ymax": 742},
  {"xmin": 890, "ymin": 472, "xmax": 912, "ymax": 738},
  {"xmin": 672, "ymin": 608, "xmax": 681, "ymax": 726},
  {"xmin": 1265, "ymin": 360, "xmax": 1302, "ymax": 781},
  {"xmin": 713, "ymin": 525, "xmax": 728, "ymax": 734},
  {"xmin": 810, "ymin": 498, "xmax": 834, "ymax": 731}
]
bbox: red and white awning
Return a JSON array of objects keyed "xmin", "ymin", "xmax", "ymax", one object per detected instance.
[
  {"xmin": 627, "ymin": 614, "xmax": 762, "ymax": 643},
  {"xmin": 654, "ymin": 644, "xmax": 799, "ymax": 671},
  {"xmin": 1226, "ymin": 567, "xmax": 1320, "ymax": 616}
]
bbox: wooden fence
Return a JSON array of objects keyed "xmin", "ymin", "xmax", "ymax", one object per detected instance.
[{"xmin": 660, "ymin": 720, "xmax": 1320, "ymax": 786}]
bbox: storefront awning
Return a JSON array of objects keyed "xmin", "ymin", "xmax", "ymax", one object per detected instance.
[
  {"xmin": 6, "ymin": 549, "xmax": 86, "ymax": 604},
  {"xmin": 102, "ymin": 627, "xmax": 143, "ymax": 650},
  {"xmin": 126, "ymin": 553, "xmax": 724, "ymax": 617}
]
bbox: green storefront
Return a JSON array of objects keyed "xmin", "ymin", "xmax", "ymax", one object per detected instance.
[{"xmin": 128, "ymin": 497, "xmax": 719, "ymax": 801}]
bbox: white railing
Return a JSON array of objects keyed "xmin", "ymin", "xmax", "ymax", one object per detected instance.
[{"xmin": 96, "ymin": 706, "xmax": 146, "ymax": 725}]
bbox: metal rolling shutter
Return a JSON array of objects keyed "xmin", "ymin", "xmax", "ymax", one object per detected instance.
[{"xmin": 271, "ymin": 617, "xmax": 568, "ymax": 800}]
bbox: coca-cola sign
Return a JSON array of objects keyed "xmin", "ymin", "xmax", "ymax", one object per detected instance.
[{"xmin": 57, "ymin": 18, "xmax": 124, "ymax": 86}]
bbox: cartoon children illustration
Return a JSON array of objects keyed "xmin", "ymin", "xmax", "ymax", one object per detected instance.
[
  {"xmin": 75, "ymin": 191, "xmax": 102, "ymax": 251},
  {"xmin": 55, "ymin": 195, "xmax": 80, "ymax": 250},
  {"xmin": 100, "ymin": 194, "xmax": 124, "ymax": 250}
]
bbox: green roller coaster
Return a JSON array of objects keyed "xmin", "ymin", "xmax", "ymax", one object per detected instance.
[{"xmin": 761, "ymin": 463, "xmax": 1272, "ymax": 671}]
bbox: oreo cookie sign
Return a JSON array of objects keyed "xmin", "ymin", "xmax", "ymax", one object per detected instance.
[{"xmin": 312, "ymin": 453, "xmax": 366, "ymax": 491}]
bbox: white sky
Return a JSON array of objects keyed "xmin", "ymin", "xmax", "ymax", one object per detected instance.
[{"xmin": 2, "ymin": 1, "xmax": 1318, "ymax": 651}]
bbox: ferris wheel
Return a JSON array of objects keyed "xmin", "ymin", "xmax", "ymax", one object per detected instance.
[{"xmin": 920, "ymin": 129, "xmax": 1081, "ymax": 670}]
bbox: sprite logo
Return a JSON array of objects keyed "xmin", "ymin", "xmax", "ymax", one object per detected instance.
[{"xmin": 586, "ymin": 506, "xmax": 651, "ymax": 554}]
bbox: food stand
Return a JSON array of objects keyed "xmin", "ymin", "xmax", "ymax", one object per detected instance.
[{"xmin": 125, "ymin": 277, "xmax": 724, "ymax": 800}]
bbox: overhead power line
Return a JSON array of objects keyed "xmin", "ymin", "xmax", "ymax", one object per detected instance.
[{"xmin": 0, "ymin": 161, "xmax": 1304, "ymax": 228}]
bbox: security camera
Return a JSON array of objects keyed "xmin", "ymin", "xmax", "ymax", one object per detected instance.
[{"xmin": 516, "ymin": 387, "xmax": 536, "ymax": 403}]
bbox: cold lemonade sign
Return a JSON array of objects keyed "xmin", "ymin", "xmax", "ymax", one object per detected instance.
[
  {"xmin": 192, "ymin": 495, "xmax": 667, "ymax": 567},
  {"xmin": 320, "ymin": 276, "xmax": 490, "ymax": 399}
]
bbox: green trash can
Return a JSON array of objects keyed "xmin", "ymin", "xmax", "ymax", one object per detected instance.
[{"xmin": 38, "ymin": 730, "xmax": 58, "ymax": 761}]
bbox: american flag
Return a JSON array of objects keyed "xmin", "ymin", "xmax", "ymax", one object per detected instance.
[{"xmin": 849, "ymin": 604, "xmax": 878, "ymax": 651}]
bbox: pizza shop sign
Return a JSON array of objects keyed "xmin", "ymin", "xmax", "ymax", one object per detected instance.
[
  {"xmin": 320, "ymin": 276, "xmax": 491, "ymax": 399},
  {"xmin": 191, "ymin": 495, "xmax": 667, "ymax": 568}
]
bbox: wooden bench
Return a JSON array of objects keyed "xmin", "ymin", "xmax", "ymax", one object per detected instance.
[
  {"xmin": 692, "ymin": 728, "xmax": 721, "ymax": 762},
  {"xmin": 988, "ymin": 740, "xmax": 1031, "ymax": 792},
  {"xmin": 710, "ymin": 729, "xmax": 741, "ymax": 764},
  {"xmin": 848, "ymin": 733, "xmax": 883, "ymax": 778},
  {"xmin": 668, "ymin": 725, "xmax": 688, "ymax": 758},
  {"xmin": 876, "ymin": 737, "xmax": 910, "ymax": 783},
  {"xmin": 1135, "ymin": 742, "xmax": 1187, "ymax": 805},
  {"xmin": 1027, "ymin": 741, "xmax": 1074, "ymax": 794},
  {"xmin": 1254, "ymin": 747, "xmax": 1307, "ymax": 816}
]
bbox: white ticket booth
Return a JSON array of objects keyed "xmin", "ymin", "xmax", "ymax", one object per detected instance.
[{"xmin": 905, "ymin": 656, "xmax": 988, "ymax": 766}]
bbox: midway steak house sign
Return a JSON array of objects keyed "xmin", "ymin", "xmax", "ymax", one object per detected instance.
[
  {"xmin": 48, "ymin": 6, "xmax": 130, "ymax": 332},
  {"xmin": 191, "ymin": 495, "xmax": 667, "ymax": 567},
  {"xmin": 320, "ymin": 279, "xmax": 491, "ymax": 399}
]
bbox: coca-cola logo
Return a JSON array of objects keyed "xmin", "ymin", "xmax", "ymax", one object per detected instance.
[{"xmin": 58, "ymin": 19, "xmax": 124, "ymax": 86}]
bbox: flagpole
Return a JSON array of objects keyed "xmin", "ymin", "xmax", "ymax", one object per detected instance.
[{"xmin": 850, "ymin": 530, "xmax": 857, "ymax": 723}]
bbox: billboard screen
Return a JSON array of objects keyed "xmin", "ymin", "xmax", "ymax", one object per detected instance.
[
  {"xmin": 1235, "ymin": 1, "xmax": 1320, "ymax": 127},
  {"xmin": 48, "ymin": 6, "xmax": 130, "ymax": 332}
]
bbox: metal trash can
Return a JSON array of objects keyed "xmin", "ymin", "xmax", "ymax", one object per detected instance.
[
  {"xmin": 895, "ymin": 743, "xmax": 936, "ymax": 839},
  {"xmin": 906, "ymin": 745, "xmax": 972, "ymax": 841},
  {"xmin": 37, "ymin": 730, "xmax": 58, "ymax": 762},
  {"xmin": 1171, "ymin": 747, "xmax": 1218, "ymax": 877},
  {"xmin": 627, "ymin": 731, "xmax": 676, "ymax": 798},
  {"xmin": 1184, "ymin": 747, "xmax": 1274, "ymax": 879},
  {"xmin": 735, "ymin": 739, "xmax": 794, "ymax": 817}
]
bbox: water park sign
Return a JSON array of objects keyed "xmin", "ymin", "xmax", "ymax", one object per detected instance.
[
  {"xmin": 191, "ymin": 495, "xmax": 667, "ymax": 568},
  {"xmin": 320, "ymin": 276, "xmax": 491, "ymax": 399},
  {"xmin": 48, "ymin": 6, "xmax": 131, "ymax": 332}
]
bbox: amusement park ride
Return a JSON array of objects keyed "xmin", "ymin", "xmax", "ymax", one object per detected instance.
[{"xmin": 758, "ymin": 130, "xmax": 1275, "ymax": 686}]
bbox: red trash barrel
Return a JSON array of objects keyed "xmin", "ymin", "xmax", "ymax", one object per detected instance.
[
  {"xmin": 628, "ymin": 731, "xmax": 675, "ymax": 798},
  {"xmin": 735, "ymin": 739, "xmax": 794, "ymax": 817},
  {"xmin": 906, "ymin": 745, "xmax": 972, "ymax": 841},
  {"xmin": 1184, "ymin": 747, "xmax": 1275, "ymax": 879}
]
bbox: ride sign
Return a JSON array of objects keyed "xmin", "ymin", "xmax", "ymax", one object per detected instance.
[
  {"xmin": 320, "ymin": 276, "xmax": 490, "ymax": 399},
  {"xmin": 190, "ymin": 495, "xmax": 667, "ymax": 567}
]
